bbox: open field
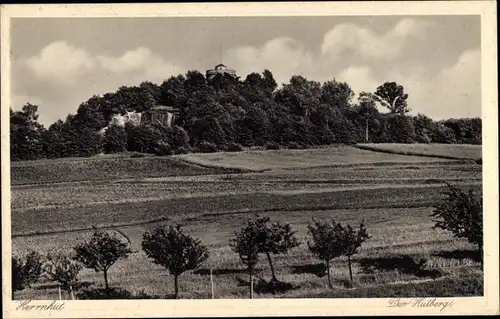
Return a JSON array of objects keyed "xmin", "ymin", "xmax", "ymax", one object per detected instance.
[
  {"xmin": 10, "ymin": 145, "xmax": 483, "ymax": 299},
  {"xmin": 355, "ymin": 143, "xmax": 482, "ymax": 162},
  {"xmin": 173, "ymin": 145, "xmax": 469, "ymax": 171},
  {"xmin": 13, "ymin": 207, "xmax": 482, "ymax": 299},
  {"xmin": 11, "ymin": 154, "xmax": 241, "ymax": 186}
]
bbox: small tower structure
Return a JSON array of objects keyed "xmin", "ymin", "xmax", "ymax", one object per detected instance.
[{"xmin": 205, "ymin": 63, "xmax": 237, "ymax": 80}]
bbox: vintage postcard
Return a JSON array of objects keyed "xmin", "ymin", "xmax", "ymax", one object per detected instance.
[{"xmin": 1, "ymin": 1, "xmax": 498, "ymax": 317}]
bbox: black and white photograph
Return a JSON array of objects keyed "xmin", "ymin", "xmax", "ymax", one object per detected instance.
[{"xmin": 1, "ymin": 2, "xmax": 498, "ymax": 317}]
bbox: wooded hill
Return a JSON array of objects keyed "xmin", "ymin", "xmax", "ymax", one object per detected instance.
[{"xmin": 10, "ymin": 69, "xmax": 481, "ymax": 161}]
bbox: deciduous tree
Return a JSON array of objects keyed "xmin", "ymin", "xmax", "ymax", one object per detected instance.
[
  {"xmin": 74, "ymin": 228, "xmax": 131, "ymax": 291},
  {"xmin": 307, "ymin": 219, "xmax": 345, "ymax": 288},
  {"xmin": 431, "ymin": 184, "xmax": 483, "ymax": 266},
  {"xmin": 44, "ymin": 252, "xmax": 83, "ymax": 297},
  {"xmin": 231, "ymin": 222, "xmax": 261, "ymax": 297},
  {"xmin": 373, "ymin": 82, "xmax": 410, "ymax": 115},
  {"xmin": 236, "ymin": 215, "xmax": 300, "ymax": 282},
  {"xmin": 141, "ymin": 225, "xmax": 209, "ymax": 298},
  {"xmin": 12, "ymin": 251, "xmax": 43, "ymax": 296}
]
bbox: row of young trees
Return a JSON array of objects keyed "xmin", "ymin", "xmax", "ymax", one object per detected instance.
[
  {"xmin": 13, "ymin": 184, "xmax": 483, "ymax": 299},
  {"xmin": 12, "ymin": 217, "xmax": 369, "ymax": 299},
  {"xmin": 10, "ymin": 70, "xmax": 482, "ymax": 161}
]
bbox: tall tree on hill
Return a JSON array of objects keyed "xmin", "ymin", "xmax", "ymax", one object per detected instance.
[
  {"xmin": 274, "ymin": 75, "xmax": 322, "ymax": 118},
  {"xmin": 321, "ymin": 79, "xmax": 355, "ymax": 110},
  {"xmin": 41, "ymin": 119, "xmax": 70, "ymax": 158},
  {"xmin": 159, "ymin": 75, "xmax": 187, "ymax": 107},
  {"xmin": 236, "ymin": 105, "xmax": 271, "ymax": 146},
  {"xmin": 185, "ymin": 70, "xmax": 208, "ymax": 93},
  {"xmin": 111, "ymin": 85, "xmax": 157, "ymax": 114},
  {"xmin": 373, "ymin": 82, "xmax": 410, "ymax": 115},
  {"xmin": 262, "ymin": 69, "xmax": 278, "ymax": 95},
  {"xmin": 10, "ymin": 103, "xmax": 45, "ymax": 160},
  {"xmin": 72, "ymin": 97, "xmax": 108, "ymax": 132},
  {"xmin": 139, "ymin": 81, "xmax": 161, "ymax": 104}
]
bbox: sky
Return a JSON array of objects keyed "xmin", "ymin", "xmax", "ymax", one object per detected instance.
[{"xmin": 10, "ymin": 15, "xmax": 481, "ymax": 127}]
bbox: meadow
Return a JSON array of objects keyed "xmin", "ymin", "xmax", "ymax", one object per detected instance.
[
  {"xmin": 10, "ymin": 144, "xmax": 483, "ymax": 299},
  {"xmin": 354, "ymin": 143, "xmax": 482, "ymax": 162}
]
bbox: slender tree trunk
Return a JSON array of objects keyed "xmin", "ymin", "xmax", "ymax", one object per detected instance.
[
  {"xmin": 266, "ymin": 252, "xmax": 277, "ymax": 281},
  {"xmin": 249, "ymin": 267, "xmax": 254, "ymax": 299},
  {"xmin": 174, "ymin": 275, "xmax": 179, "ymax": 299},
  {"xmin": 347, "ymin": 254, "xmax": 353, "ymax": 286},
  {"xmin": 326, "ymin": 260, "xmax": 332, "ymax": 289},
  {"xmin": 103, "ymin": 269, "xmax": 109, "ymax": 291},
  {"xmin": 365, "ymin": 118, "xmax": 369, "ymax": 142}
]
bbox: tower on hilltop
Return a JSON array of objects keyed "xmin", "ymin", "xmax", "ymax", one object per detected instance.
[{"xmin": 205, "ymin": 63, "xmax": 237, "ymax": 80}]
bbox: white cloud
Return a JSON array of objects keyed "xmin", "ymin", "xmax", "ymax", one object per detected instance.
[
  {"xmin": 20, "ymin": 42, "xmax": 189, "ymax": 126},
  {"xmin": 17, "ymin": 19, "xmax": 480, "ymax": 126},
  {"xmin": 337, "ymin": 66, "xmax": 379, "ymax": 95},
  {"xmin": 382, "ymin": 49, "xmax": 481, "ymax": 119},
  {"xmin": 321, "ymin": 18, "xmax": 431, "ymax": 61},
  {"xmin": 98, "ymin": 46, "xmax": 186, "ymax": 83},
  {"xmin": 98, "ymin": 47, "xmax": 153, "ymax": 73},
  {"xmin": 437, "ymin": 49, "xmax": 481, "ymax": 118},
  {"xmin": 224, "ymin": 37, "xmax": 315, "ymax": 85},
  {"xmin": 25, "ymin": 41, "xmax": 95, "ymax": 86}
]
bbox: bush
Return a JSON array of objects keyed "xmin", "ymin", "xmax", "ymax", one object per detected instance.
[
  {"xmin": 197, "ymin": 141, "xmax": 218, "ymax": 153},
  {"xmin": 226, "ymin": 142, "xmax": 243, "ymax": 152},
  {"xmin": 265, "ymin": 141, "xmax": 281, "ymax": 150},
  {"xmin": 431, "ymin": 184, "xmax": 483, "ymax": 266}
]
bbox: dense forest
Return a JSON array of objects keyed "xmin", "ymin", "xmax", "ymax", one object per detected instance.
[{"xmin": 10, "ymin": 69, "xmax": 482, "ymax": 161}]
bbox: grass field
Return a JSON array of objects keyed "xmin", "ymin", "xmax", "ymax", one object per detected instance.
[
  {"xmin": 10, "ymin": 154, "xmax": 242, "ymax": 186},
  {"xmin": 173, "ymin": 145, "xmax": 470, "ymax": 171},
  {"xmin": 10, "ymin": 144, "xmax": 483, "ymax": 299},
  {"xmin": 354, "ymin": 143, "xmax": 482, "ymax": 162}
]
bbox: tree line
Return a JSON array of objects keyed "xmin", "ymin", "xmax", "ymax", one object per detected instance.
[
  {"xmin": 11, "ymin": 70, "xmax": 481, "ymax": 161},
  {"xmin": 13, "ymin": 184, "xmax": 483, "ymax": 299}
]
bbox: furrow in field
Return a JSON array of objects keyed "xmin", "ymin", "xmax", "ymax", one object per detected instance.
[
  {"xmin": 11, "ymin": 182, "xmax": 482, "ymax": 237},
  {"xmin": 11, "ymin": 180, "xmax": 482, "ymax": 212}
]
